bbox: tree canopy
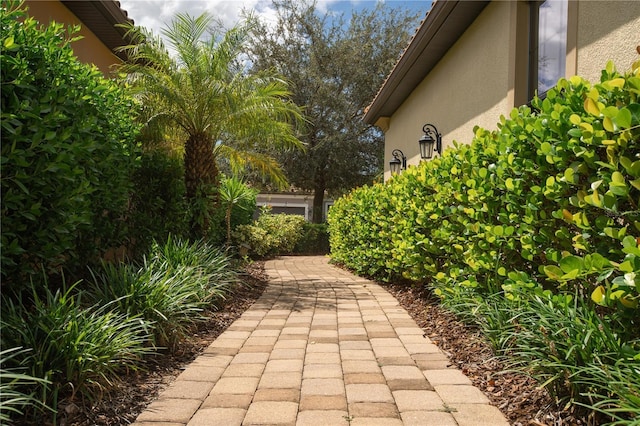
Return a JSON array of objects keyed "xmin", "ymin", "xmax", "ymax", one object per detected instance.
[{"xmin": 248, "ymin": 0, "xmax": 422, "ymax": 221}]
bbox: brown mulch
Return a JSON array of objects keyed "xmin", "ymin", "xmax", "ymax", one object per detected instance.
[{"xmin": 61, "ymin": 260, "xmax": 584, "ymax": 425}]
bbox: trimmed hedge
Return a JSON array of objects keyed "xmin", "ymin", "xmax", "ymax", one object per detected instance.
[
  {"xmin": 294, "ymin": 223, "xmax": 330, "ymax": 255},
  {"xmin": 232, "ymin": 209, "xmax": 305, "ymax": 258},
  {"xmin": 329, "ymin": 59, "xmax": 640, "ymax": 313},
  {"xmin": 328, "ymin": 59, "xmax": 640, "ymax": 420}
]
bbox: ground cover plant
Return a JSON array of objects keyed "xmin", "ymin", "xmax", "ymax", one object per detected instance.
[
  {"xmin": 0, "ymin": 237, "xmax": 242, "ymax": 423},
  {"xmin": 328, "ymin": 58, "xmax": 640, "ymax": 423}
]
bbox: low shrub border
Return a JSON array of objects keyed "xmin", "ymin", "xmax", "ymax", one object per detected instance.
[{"xmin": 328, "ymin": 59, "xmax": 640, "ymax": 422}]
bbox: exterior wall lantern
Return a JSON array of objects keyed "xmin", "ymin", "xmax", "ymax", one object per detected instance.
[
  {"xmin": 389, "ymin": 149, "xmax": 407, "ymax": 175},
  {"xmin": 418, "ymin": 124, "xmax": 442, "ymax": 160}
]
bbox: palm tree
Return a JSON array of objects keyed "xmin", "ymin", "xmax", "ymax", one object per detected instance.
[
  {"xmin": 118, "ymin": 13, "xmax": 304, "ymax": 202},
  {"xmin": 219, "ymin": 176, "xmax": 257, "ymax": 245}
]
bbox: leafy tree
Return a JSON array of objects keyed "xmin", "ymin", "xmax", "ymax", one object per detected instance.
[
  {"xmin": 117, "ymin": 13, "xmax": 304, "ymax": 234},
  {"xmin": 248, "ymin": 1, "xmax": 421, "ymax": 222}
]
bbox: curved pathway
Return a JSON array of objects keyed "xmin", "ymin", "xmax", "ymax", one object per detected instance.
[{"xmin": 133, "ymin": 256, "xmax": 509, "ymax": 426}]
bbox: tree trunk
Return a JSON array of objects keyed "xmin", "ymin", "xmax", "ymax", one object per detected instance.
[
  {"xmin": 312, "ymin": 182, "xmax": 325, "ymax": 224},
  {"xmin": 184, "ymin": 133, "xmax": 218, "ymax": 200},
  {"xmin": 184, "ymin": 133, "xmax": 219, "ymax": 236}
]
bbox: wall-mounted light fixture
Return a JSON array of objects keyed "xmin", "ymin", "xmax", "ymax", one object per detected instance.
[
  {"xmin": 418, "ymin": 124, "xmax": 442, "ymax": 160},
  {"xmin": 389, "ymin": 149, "xmax": 407, "ymax": 175}
]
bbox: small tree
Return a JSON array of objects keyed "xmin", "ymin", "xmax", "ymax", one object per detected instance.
[
  {"xmin": 118, "ymin": 13, "xmax": 304, "ymax": 235},
  {"xmin": 219, "ymin": 176, "xmax": 258, "ymax": 245}
]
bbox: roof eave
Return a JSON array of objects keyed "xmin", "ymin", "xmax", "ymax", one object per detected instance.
[
  {"xmin": 61, "ymin": 0, "xmax": 134, "ymax": 61},
  {"xmin": 364, "ymin": 0, "xmax": 490, "ymax": 125}
]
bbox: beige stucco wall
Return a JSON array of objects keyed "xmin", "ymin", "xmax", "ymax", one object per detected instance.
[
  {"xmin": 382, "ymin": 0, "xmax": 640, "ymax": 180},
  {"xmin": 575, "ymin": 1, "xmax": 640, "ymax": 83},
  {"xmin": 24, "ymin": 0, "xmax": 122, "ymax": 75},
  {"xmin": 383, "ymin": 1, "xmax": 515, "ymax": 180}
]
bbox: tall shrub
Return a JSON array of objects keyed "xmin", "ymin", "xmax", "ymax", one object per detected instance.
[
  {"xmin": 0, "ymin": 2, "xmax": 140, "ymax": 288},
  {"xmin": 233, "ymin": 208, "xmax": 305, "ymax": 258}
]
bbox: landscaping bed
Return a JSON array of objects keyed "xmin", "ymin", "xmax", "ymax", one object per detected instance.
[
  {"xmin": 382, "ymin": 281, "xmax": 585, "ymax": 426},
  {"xmin": 63, "ymin": 262, "xmax": 269, "ymax": 426}
]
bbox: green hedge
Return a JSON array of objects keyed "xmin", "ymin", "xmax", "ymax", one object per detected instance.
[
  {"xmin": 328, "ymin": 59, "xmax": 640, "ymax": 420},
  {"xmin": 1, "ymin": 2, "xmax": 140, "ymax": 287},
  {"xmin": 329, "ymin": 59, "xmax": 640, "ymax": 312},
  {"xmin": 294, "ymin": 223, "xmax": 330, "ymax": 255},
  {"xmin": 128, "ymin": 150, "xmax": 189, "ymax": 257}
]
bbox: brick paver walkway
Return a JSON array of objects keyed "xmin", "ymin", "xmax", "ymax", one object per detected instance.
[{"xmin": 133, "ymin": 256, "xmax": 509, "ymax": 426}]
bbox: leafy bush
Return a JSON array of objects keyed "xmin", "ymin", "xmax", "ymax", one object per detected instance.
[
  {"xmin": 330, "ymin": 58, "xmax": 640, "ymax": 313},
  {"xmin": 294, "ymin": 223, "xmax": 330, "ymax": 255},
  {"xmin": 233, "ymin": 208, "xmax": 305, "ymax": 257},
  {"xmin": 128, "ymin": 150, "xmax": 189, "ymax": 257},
  {"xmin": 0, "ymin": 2, "xmax": 140, "ymax": 288},
  {"xmin": 328, "ymin": 58, "xmax": 640, "ymax": 421},
  {"xmin": 0, "ymin": 282, "xmax": 150, "ymax": 419}
]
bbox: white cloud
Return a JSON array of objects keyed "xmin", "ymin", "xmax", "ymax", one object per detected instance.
[
  {"xmin": 119, "ymin": 0, "xmax": 429, "ymax": 37},
  {"xmin": 119, "ymin": 0, "xmax": 276, "ymax": 36}
]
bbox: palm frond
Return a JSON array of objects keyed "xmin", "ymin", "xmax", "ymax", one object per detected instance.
[{"xmin": 215, "ymin": 145, "xmax": 289, "ymax": 190}]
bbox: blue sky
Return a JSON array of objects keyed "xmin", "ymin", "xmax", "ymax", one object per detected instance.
[{"xmin": 118, "ymin": 1, "xmax": 432, "ymax": 37}]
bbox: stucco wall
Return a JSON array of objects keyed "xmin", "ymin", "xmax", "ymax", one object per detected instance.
[
  {"xmin": 575, "ymin": 1, "xmax": 640, "ymax": 83},
  {"xmin": 383, "ymin": 1, "xmax": 515, "ymax": 180},
  {"xmin": 24, "ymin": 0, "xmax": 122, "ymax": 75}
]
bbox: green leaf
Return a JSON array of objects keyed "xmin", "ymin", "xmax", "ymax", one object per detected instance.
[
  {"xmin": 591, "ymin": 285, "xmax": 606, "ymax": 305},
  {"xmin": 505, "ymin": 178, "xmax": 514, "ymax": 191},
  {"xmin": 615, "ymin": 107, "xmax": 632, "ymax": 128},
  {"xmin": 543, "ymin": 265, "xmax": 563, "ymax": 280},
  {"xmin": 4, "ymin": 35, "xmax": 14, "ymax": 49},
  {"xmin": 602, "ymin": 106, "xmax": 619, "ymax": 118},
  {"xmin": 559, "ymin": 255, "xmax": 583, "ymax": 274},
  {"xmin": 611, "ymin": 171, "xmax": 625, "ymax": 184},
  {"xmin": 584, "ymin": 97, "xmax": 600, "ymax": 116},
  {"xmin": 603, "ymin": 116, "xmax": 614, "ymax": 132}
]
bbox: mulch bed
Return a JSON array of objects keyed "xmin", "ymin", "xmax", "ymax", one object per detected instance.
[{"xmin": 60, "ymin": 261, "xmax": 585, "ymax": 425}]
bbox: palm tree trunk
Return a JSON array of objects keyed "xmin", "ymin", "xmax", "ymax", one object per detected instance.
[
  {"xmin": 184, "ymin": 133, "xmax": 219, "ymax": 200},
  {"xmin": 184, "ymin": 133, "xmax": 219, "ymax": 236}
]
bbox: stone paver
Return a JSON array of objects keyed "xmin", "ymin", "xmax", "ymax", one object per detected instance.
[{"xmin": 132, "ymin": 256, "xmax": 508, "ymax": 426}]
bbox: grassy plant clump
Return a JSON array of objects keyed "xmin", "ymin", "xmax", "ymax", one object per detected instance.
[
  {"xmin": 88, "ymin": 237, "xmax": 239, "ymax": 349},
  {"xmin": 148, "ymin": 236, "xmax": 239, "ymax": 307},
  {"xmin": 328, "ymin": 57, "xmax": 640, "ymax": 422},
  {"xmin": 0, "ymin": 282, "xmax": 150, "ymax": 420},
  {"xmin": 0, "ymin": 348, "xmax": 52, "ymax": 422}
]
